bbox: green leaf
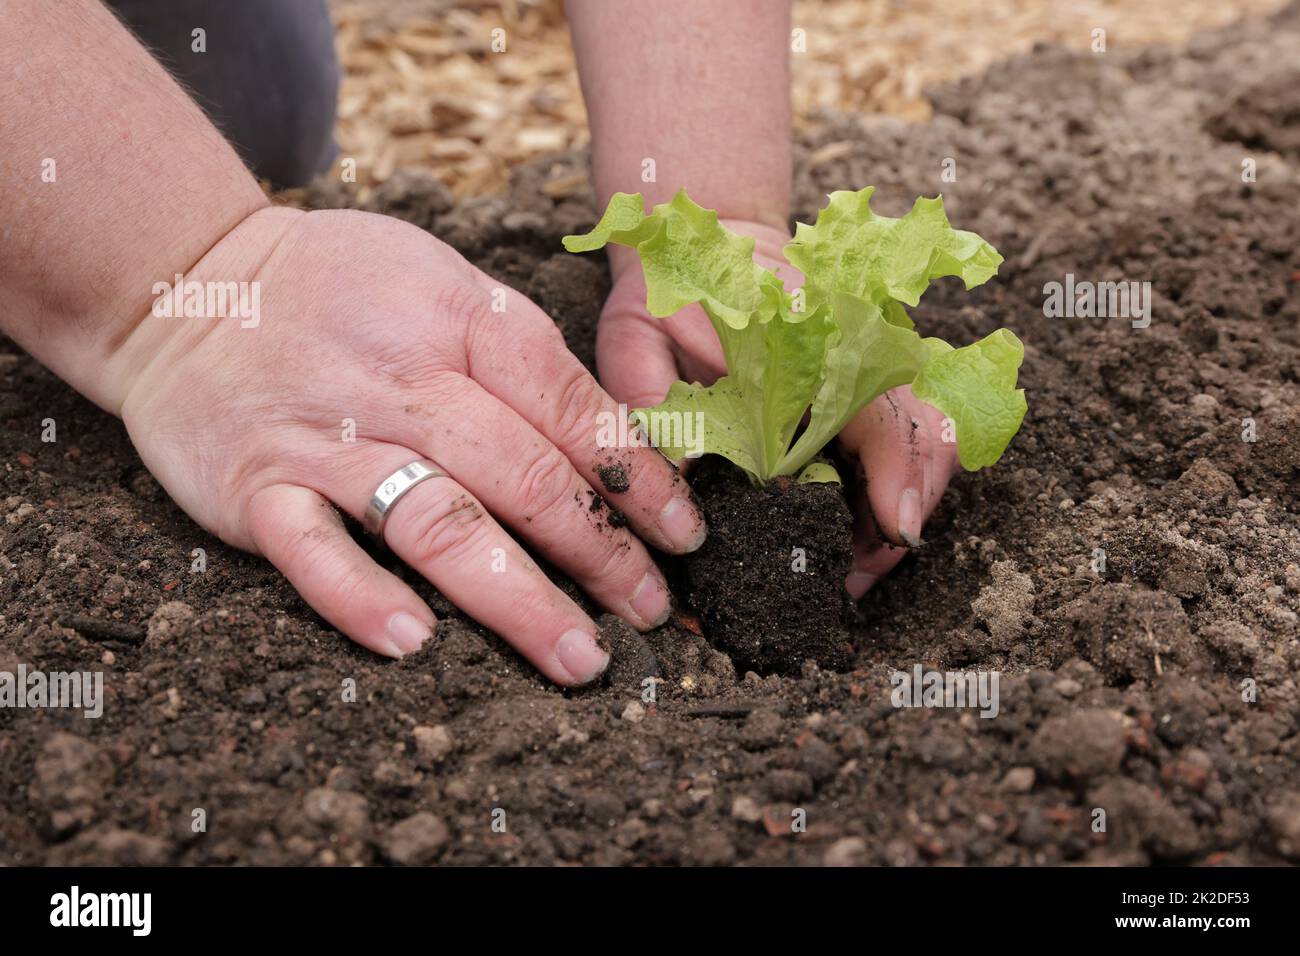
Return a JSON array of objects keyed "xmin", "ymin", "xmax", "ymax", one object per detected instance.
[
  {"xmin": 783, "ymin": 189, "xmax": 1003, "ymax": 317},
  {"xmin": 566, "ymin": 191, "xmax": 826, "ymax": 480},
  {"xmin": 636, "ymin": 378, "xmax": 759, "ymax": 476},
  {"xmin": 563, "ymin": 189, "xmax": 787, "ymax": 331},
  {"xmin": 561, "ymin": 192, "xmax": 653, "ymax": 252},
  {"xmin": 777, "ymin": 292, "xmax": 949, "ymax": 475},
  {"xmin": 567, "ymin": 187, "xmax": 1025, "ymax": 484},
  {"xmin": 911, "ymin": 329, "xmax": 1028, "ymax": 470},
  {"xmin": 635, "ymin": 304, "xmax": 835, "ymax": 478},
  {"xmin": 717, "ymin": 301, "xmax": 834, "ymax": 476},
  {"xmin": 796, "ymin": 462, "xmax": 842, "ymax": 485}
]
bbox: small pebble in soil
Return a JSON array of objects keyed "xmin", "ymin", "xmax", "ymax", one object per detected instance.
[
  {"xmin": 731, "ymin": 795, "xmax": 762, "ymax": 824},
  {"xmin": 302, "ymin": 788, "xmax": 370, "ymax": 839},
  {"xmin": 412, "ymin": 725, "xmax": 454, "ymax": 766},
  {"xmin": 620, "ymin": 701, "xmax": 645, "ymax": 723},
  {"xmin": 1001, "ymin": 767, "xmax": 1037, "ymax": 793},
  {"xmin": 1028, "ymin": 710, "xmax": 1126, "ymax": 782},
  {"xmin": 381, "ymin": 812, "xmax": 449, "ymax": 866},
  {"xmin": 1015, "ymin": 808, "xmax": 1049, "ymax": 847},
  {"xmin": 739, "ymin": 709, "xmax": 784, "ymax": 750},
  {"xmin": 145, "ymin": 601, "xmax": 195, "ymax": 646},
  {"xmin": 1052, "ymin": 678, "xmax": 1083, "ymax": 698},
  {"xmin": 824, "ymin": 836, "xmax": 868, "ymax": 867},
  {"xmin": 1265, "ymin": 792, "xmax": 1300, "ymax": 861}
]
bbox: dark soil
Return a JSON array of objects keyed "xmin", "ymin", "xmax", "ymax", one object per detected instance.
[
  {"xmin": 4, "ymin": 6, "xmax": 1300, "ymax": 866},
  {"xmin": 684, "ymin": 457, "xmax": 853, "ymax": 674}
]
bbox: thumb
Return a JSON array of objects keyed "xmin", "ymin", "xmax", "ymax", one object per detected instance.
[{"xmin": 596, "ymin": 295, "xmax": 682, "ymax": 410}]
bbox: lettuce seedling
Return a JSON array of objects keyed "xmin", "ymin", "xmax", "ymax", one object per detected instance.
[{"xmin": 563, "ymin": 187, "xmax": 1026, "ymax": 483}]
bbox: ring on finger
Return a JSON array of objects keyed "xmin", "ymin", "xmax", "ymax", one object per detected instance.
[{"xmin": 363, "ymin": 459, "xmax": 449, "ymax": 540}]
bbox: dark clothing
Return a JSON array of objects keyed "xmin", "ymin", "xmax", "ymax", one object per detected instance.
[{"xmin": 106, "ymin": 0, "xmax": 340, "ymax": 189}]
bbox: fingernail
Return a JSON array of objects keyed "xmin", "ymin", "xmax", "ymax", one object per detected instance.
[
  {"xmin": 845, "ymin": 571, "xmax": 878, "ymax": 600},
  {"xmin": 658, "ymin": 496, "xmax": 706, "ymax": 553},
  {"xmin": 629, "ymin": 571, "xmax": 672, "ymax": 629},
  {"xmin": 555, "ymin": 628, "xmax": 610, "ymax": 685},
  {"xmin": 386, "ymin": 611, "xmax": 433, "ymax": 656},
  {"xmin": 897, "ymin": 488, "xmax": 923, "ymax": 548}
]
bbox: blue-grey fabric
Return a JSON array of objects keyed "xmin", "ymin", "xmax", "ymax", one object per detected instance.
[{"xmin": 106, "ymin": 0, "xmax": 340, "ymax": 188}]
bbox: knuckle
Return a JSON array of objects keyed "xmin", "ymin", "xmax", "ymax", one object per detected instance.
[
  {"xmin": 432, "ymin": 279, "xmax": 495, "ymax": 326},
  {"xmin": 528, "ymin": 311, "xmax": 568, "ymax": 348},
  {"xmin": 404, "ymin": 490, "xmax": 488, "ymax": 566},
  {"xmin": 291, "ymin": 522, "xmax": 338, "ymax": 574},
  {"xmin": 292, "ymin": 524, "xmax": 367, "ymax": 606},
  {"xmin": 245, "ymin": 486, "xmax": 287, "ymax": 545},
  {"xmin": 505, "ymin": 589, "xmax": 563, "ymax": 634},
  {"xmin": 317, "ymin": 559, "xmax": 371, "ymax": 611},
  {"xmin": 431, "ymin": 283, "xmax": 496, "ymax": 365},
  {"xmin": 587, "ymin": 534, "xmax": 641, "ymax": 586},
  {"xmin": 458, "ymin": 283, "xmax": 565, "ymax": 365},
  {"xmin": 514, "ymin": 448, "xmax": 575, "ymax": 515},
  {"xmin": 249, "ymin": 485, "xmax": 313, "ymax": 545},
  {"xmin": 546, "ymin": 368, "xmax": 606, "ymax": 451},
  {"xmin": 371, "ymin": 348, "xmax": 454, "ymax": 392}
]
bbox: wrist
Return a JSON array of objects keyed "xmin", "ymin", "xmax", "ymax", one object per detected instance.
[{"xmin": 112, "ymin": 205, "xmax": 303, "ymax": 421}]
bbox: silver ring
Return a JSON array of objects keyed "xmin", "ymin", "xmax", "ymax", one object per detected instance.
[{"xmin": 364, "ymin": 460, "xmax": 448, "ymax": 539}]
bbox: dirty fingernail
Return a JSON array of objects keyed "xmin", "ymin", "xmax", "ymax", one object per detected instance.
[
  {"xmin": 386, "ymin": 611, "xmax": 434, "ymax": 656},
  {"xmin": 555, "ymin": 628, "xmax": 610, "ymax": 685},
  {"xmin": 629, "ymin": 571, "xmax": 672, "ymax": 629},
  {"xmin": 897, "ymin": 488, "xmax": 923, "ymax": 548},
  {"xmin": 658, "ymin": 496, "xmax": 707, "ymax": 553},
  {"xmin": 845, "ymin": 571, "xmax": 878, "ymax": 600}
]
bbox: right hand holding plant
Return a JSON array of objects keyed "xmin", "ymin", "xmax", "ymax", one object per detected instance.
[{"xmin": 568, "ymin": 188, "xmax": 1027, "ymax": 596}]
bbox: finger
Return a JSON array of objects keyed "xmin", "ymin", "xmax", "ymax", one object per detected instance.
[
  {"xmin": 600, "ymin": 269, "xmax": 727, "ymax": 395},
  {"xmin": 461, "ymin": 283, "xmax": 707, "ymax": 554},
  {"xmin": 595, "ymin": 307, "xmax": 698, "ymax": 472},
  {"xmin": 393, "ymin": 378, "xmax": 673, "ymax": 630},
  {"xmin": 844, "ymin": 481, "xmax": 909, "ymax": 600},
  {"xmin": 661, "ymin": 300, "xmax": 727, "ymax": 383},
  {"xmin": 324, "ymin": 443, "xmax": 610, "ymax": 687},
  {"xmin": 840, "ymin": 386, "xmax": 958, "ymax": 550},
  {"xmin": 247, "ymin": 483, "xmax": 436, "ymax": 658},
  {"xmin": 596, "ymin": 299, "xmax": 681, "ymax": 409}
]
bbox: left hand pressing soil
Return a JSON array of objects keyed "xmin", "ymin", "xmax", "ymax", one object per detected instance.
[{"xmin": 115, "ymin": 206, "xmax": 707, "ymax": 685}]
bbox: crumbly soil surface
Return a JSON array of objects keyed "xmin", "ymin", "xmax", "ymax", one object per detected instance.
[{"xmin": 4, "ymin": 9, "xmax": 1300, "ymax": 866}]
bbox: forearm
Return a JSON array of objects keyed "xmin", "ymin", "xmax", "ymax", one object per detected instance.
[
  {"xmin": 0, "ymin": 0, "xmax": 268, "ymax": 414},
  {"xmin": 567, "ymin": 0, "xmax": 792, "ymax": 276}
]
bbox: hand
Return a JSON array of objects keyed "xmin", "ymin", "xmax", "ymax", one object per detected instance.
[
  {"xmin": 837, "ymin": 386, "xmax": 960, "ymax": 599},
  {"xmin": 594, "ymin": 218, "xmax": 957, "ymax": 599},
  {"xmin": 596, "ymin": 219, "xmax": 796, "ymax": 408},
  {"xmin": 116, "ymin": 206, "xmax": 707, "ymax": 686}
]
